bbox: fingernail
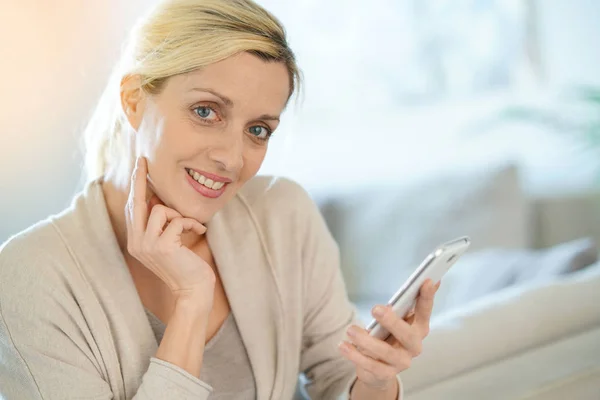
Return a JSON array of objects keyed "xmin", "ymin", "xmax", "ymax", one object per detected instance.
[
  {"xmin": 346, "ymin": 326, "xmax": 357, "ymax": 338},
  {"xmin": 338, "ymin": 341, "xmax": 350, "ymax": 353},
  {"xmin": 373, "ymin": 305, "xmax": 386, "ymax": 318}
]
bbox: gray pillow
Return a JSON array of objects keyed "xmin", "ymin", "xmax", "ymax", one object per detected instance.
[
  {"xmin": 316, "ymin": 163, "xmax": 529, "ymax": 302},
  {"xmin": 515, "ymin": 237, "xmax": 598, "ymax": 282},
  {"xmin": 433, "ymin": 237, "xmax": 598, "ymax": 315}
]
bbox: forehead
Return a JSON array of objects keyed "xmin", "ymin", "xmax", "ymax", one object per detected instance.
[{"xmin": 166, "ymin": 52, "xmax": 291, "ymax": 113}]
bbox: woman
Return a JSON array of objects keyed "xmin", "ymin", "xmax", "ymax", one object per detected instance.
[{"xmin": 0, "ymin": 1, "xmax": 439, "ymax": 399}]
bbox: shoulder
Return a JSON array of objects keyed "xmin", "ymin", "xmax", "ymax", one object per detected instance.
[
  {"xmin": 1, "ymin": 217, "xmax": 66, "ymax": 272},
  {"xmin": 236, "ymin": 175, "xmax": 318, "ymax": 223},
  {"xmin": 232, "ymin": 176, "xmax": 336, "ymax": 260},
  {"xmin": 0, "ymin": 182, "xmax": 98, "ymax": 282},
  {"xmin": 0, "ymin": 208, "xmax": 80, "ymax": 311}
]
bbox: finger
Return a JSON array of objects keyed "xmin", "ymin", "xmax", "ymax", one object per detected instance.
[
  {"xmin": 373, "ymin": 306, "xmax": 422, "ymax": 356},
  {"xmin": 414, "ymin": 279, "xmax": 437, "ymax": 335},
  {"xmin": 127, "ymin": 157, "xmax": 149, "ymax": 232},
  {"xmin": 339, "ymin": 341, "xmax": 398, "ymax": 378},
  {"xmin": 145, "ymin": 205, "xmax": 182, "ymax": 238},
  {"xmin": 347, "ymin": 325, "xmax": 407, "ymax": 368},
  {"xmin": 161, "ymin": 217, "xmax": 207, "ymax": 239},
  {"xmin": 403, "ymin": 308, "xmax": 416, "ymax": 325},
  {"xmin": 189, "ymin": 220, "xmax": 208, "ymax": 236}
]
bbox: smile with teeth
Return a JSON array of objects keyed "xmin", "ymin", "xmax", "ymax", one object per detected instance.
[{"xmin": 186, "ymin": 169, "xmax": 226, "ymax": 190}]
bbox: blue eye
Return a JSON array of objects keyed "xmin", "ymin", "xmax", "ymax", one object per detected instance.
[
  {"xmin": 249, "ymin": 126, "xmax": 271, "ymax": 140},
  {"xmin": 194, "ymin": 106, "xmax": 216, "ymax": 120}
]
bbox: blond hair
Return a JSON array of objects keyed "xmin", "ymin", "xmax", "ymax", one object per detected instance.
[{"xmin": 83, "ymin": 0, "xmax": 300, "ymax": 182}]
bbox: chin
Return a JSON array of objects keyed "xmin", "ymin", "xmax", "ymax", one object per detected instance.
[
  {"xmin": 170, "ymin": 201, "xmax": 218, "ymax": 224},
  {"xmin": 159, "ymin": 172, "xmax": 238, "ymax": 222},
  {"xmin": 191, "ymin": 209, "xmax": 217, "ymax": 224}
]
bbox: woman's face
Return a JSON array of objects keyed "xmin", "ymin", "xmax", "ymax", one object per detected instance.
[{"xmin": 129, "ymin": 52, "xmax": 291, "ymax": 223}]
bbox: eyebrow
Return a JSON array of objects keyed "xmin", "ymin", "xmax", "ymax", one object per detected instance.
[
  {"xmin": 189, "ymin": 87, "xmax": 233, "ymax": 106},
  {"xmin": 188, "ymin": 87, "xmax": 280, "ymax": 122}
]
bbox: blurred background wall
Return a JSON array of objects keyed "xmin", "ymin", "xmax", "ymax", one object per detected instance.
[{"xmin": 1, "ymin": 0, "xmax": 599, "ymax": 242}]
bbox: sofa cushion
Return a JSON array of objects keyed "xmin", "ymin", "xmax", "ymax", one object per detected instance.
[
  {"xmin": 405, "ymin": 326, "xmax": 600, "ymax": 400},
  {"xmin": 398, "ymin": 262, "xmax": 600, "ymax": 395}
]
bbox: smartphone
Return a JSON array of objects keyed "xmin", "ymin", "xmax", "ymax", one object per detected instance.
[{"xmin": 367, "ymin": 236, "xmax": 471, "ymax": 340}]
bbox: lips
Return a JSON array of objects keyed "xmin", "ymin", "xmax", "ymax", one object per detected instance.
[
  {"xmin": 186, "ymin": 168, "xmax": 226, "ymax": 190},
  {"xmin": 185, "ymin": 169, "xmax": 228, "ymax": 199}
]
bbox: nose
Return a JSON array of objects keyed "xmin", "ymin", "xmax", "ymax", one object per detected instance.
[{"xmin": 207, "ymin": 128, "xmax": 244, "ymax": 174}]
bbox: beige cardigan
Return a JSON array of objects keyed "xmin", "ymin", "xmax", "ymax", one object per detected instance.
[{"xmin": 0, "ymin": 176, "xmax": 402, "ymax": 400}]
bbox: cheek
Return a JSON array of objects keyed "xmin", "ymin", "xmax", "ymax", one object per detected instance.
[
  {"xmin": 241, "ymin": 147, "xmax": 268, "ymax": 179},
  {"xmin": 150, "ymin": 119, "xmax": 196, "ymax": 159},
  {"xmin": 136, "ymin": 115, "xmax": 175, "ymax": 162}
]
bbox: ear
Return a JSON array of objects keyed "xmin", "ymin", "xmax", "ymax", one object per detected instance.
[{"xmin": 120, "ymin": 74, "xmax": 146, "ymax": 131}]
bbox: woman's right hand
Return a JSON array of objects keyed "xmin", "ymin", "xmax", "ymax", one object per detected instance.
[{"xmin": 125, "ymin": 156, "xmax": 216, "ymax": 308}]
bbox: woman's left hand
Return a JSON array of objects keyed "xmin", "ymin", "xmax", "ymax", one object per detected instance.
[{"xmin": 339, "ymin": 279, "xmax": 440, "ymax": 394}]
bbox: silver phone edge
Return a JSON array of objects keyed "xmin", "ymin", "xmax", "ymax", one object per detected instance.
[{"xmin": 366, "ymin": 236, "xmax": 470, "ymax": 332}]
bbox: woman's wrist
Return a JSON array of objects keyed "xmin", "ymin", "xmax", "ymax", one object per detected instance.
[
  {"xmin": 174, "ymin": 290, "xmax": 213, "ymax": 316},
  {"xmin": 350, "ymin": 377, "xmax": 399, "ymax": 400},
  {"xmin": 155, "ymin": 294, "xmax": 212, "ymax": 378}
]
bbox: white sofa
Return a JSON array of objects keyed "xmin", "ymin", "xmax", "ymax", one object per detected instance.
[
  {"xmin": 401, "ymin": 262, "xmax": 600, "ymax": 400},
  {"xmin": 314, "ymin": 162, "xmax": 600, "ymax": 399}
]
